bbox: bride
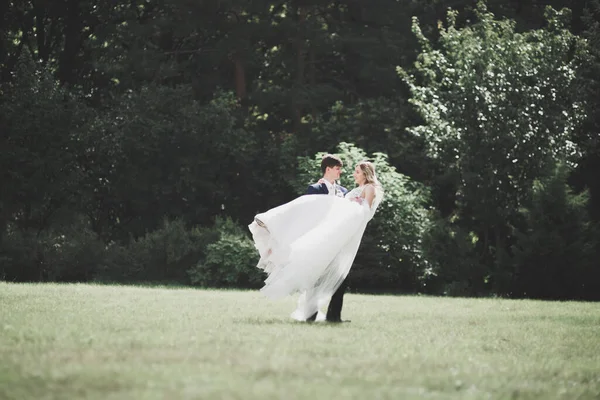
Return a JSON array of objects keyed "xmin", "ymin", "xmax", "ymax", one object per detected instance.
[{"xmin": 248, "ymin": 161, "xmax": 383, "ymax": 321}]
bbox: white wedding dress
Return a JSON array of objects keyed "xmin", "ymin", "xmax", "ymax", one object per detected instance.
[{"xmin": 248, "ymin": 185, "xmax": 382, "ymax": 321}]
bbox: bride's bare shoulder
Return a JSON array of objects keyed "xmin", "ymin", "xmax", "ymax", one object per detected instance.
[{"xmin": 363, "ymin": 184, "xmax": 376, "ymax": 194}]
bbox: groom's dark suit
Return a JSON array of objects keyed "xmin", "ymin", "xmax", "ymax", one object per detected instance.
[
  {"xmin": 306, "ymin": 182, "xmax": 348, "ymax": 196},
  {"xmin": 306, "ymin": 181, "xmax": 349, "ymax": 323}
]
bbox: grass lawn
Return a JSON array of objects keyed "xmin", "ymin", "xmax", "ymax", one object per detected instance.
[{"xmin": 0, "ymin": 283, "xmax": 599, "ymax": 399}]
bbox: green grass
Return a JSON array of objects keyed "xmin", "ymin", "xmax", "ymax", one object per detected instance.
[{"xmin": 1, "ymin": 283, "xmax": 599, "ymax": 400}]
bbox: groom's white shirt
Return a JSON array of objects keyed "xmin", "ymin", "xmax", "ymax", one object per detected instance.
[
  {"xmin": 323, "ymin": 179, "xmax": 336, "ymax": 196},
  {"xmin": 324, "ymin": 179, "xmax": 344, "ymax": 197}
]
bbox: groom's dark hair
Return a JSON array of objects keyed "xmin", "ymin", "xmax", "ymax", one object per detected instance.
[{"xmin": 321, "ymin": 154, "xmax": 343, "ymax": 174}]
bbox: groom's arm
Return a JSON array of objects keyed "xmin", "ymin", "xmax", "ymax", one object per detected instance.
[
  {"xmin": 307, "ymin": 183, "xmax": 327, "ymax": 195},
  {"xmin": 306, "ymin": 184, "xmax": 320, "ymax": 195}
]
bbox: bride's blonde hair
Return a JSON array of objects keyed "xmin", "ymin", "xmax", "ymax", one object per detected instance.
[{"xmin": 357, "ymin": 161, "xmax": 380, "ymax": 187}]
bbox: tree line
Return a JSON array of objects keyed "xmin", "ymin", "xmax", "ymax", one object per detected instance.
[{"xmin": 1, "ymin": 0, "xmax": 599, "ymax": 300}]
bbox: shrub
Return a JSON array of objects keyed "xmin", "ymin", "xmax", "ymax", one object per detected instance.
[
  {"xmin": 511, "ymin": 165, "xmax": 600, "ymax": 300},
  {"xmin": 0, "ymin": 214, "xmax": 105, "ymax": 282},
  {"xmin": 98, "ymin": 218, "xmax": 216, "ymax": 283},
  {"xmin": 421, "ymin": 214, "xmax": 490, "ymax": 296},
  {"xmin": 187, "ymin": 217, "xmax": 262, "ymax": 288}
]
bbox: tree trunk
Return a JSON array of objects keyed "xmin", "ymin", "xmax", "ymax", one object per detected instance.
[
  {"xmin": 494, "ymin": 223, "xmax": 508, "ymax": 294},
  {"xmin": 233, "ymin": 53, "xmax": 246, "ymax": 100},
  {"xmin": 308, "ymin": 44, "xmax": 317, "ymax": 120},
  {"xmin": 33, "ymin": 1, "xmax": 49, "ymax": 63},
  {"xmin": 0, "ymin": 0, "xmax": 8, "ymax": 71},
  {"xmin": 228, "ymin": 5, "xmax": 247, "ymax": 100},
  {"xmin": 58, "ymin": 0, "xmax": 81, "ymax": 84},
  {"xmin": 292, "ymin": 4, "xmax": 306, "ymax": 133}
]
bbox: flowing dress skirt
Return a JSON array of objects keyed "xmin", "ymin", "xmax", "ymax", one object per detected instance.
[{"xmin": 248, "ymin": 194, "xmax": 370, "ymax": 320}]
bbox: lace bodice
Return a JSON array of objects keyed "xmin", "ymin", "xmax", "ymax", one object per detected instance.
[
  {"xmin": 345, "ymin": 184, "xmax": 383, "ymax": 219},
  {"xmin": 345, "ymin": 185, "xmax": 367, "ymax": 200}
]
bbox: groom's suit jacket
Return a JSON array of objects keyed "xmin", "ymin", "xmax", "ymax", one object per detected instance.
[{"xmin": 306, "ymin": 182, "xmax": 348, "ymax": 196}]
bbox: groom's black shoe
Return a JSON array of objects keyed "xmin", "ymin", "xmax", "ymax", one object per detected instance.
[{"xmin": 306, "ymin": 312, "xmax": 318, "ymax": 322}]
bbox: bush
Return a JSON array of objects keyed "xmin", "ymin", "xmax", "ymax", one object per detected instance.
[
  {"xmin": 0, "ymin": 214, "xmax": 262, "ymax": 288},
  {"xmin": 511, "ymin": 165, "xmax": 600, "ymax": 300},
  {"xmin": 97, "ymin": 216, "xmax": 262, "ymax": 287},
  {"xmin": 422, "ymin": 164, "xmax": 600, "ymax": 300},
  {"xmin": 421, "ymin": 214, "xmax": 490, "ymax": 296},
  {"xmin": 187, "ymin": 217, "xmax": 262, "ymax": 288},
  {"xmin": 0, "ymin": 214, "xmax": 106, "ymax": 282},
  {"xmin": 0, "ymin": 228, "xmax": 42, "ymax": 282},
  {"xmin": 98, "ymin": 218, "xmax": 217, "ymax": 283}
]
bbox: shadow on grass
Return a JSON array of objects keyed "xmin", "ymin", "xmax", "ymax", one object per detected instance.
[
  {"xmin": 90, "ymin": 280, "xmax": 262, "ymax": 292},
  {"xmin": 234, "ymin": 317, "xmax": 350, "ymax": 327}
]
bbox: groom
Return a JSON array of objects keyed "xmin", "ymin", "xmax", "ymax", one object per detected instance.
[{"xmin": 306, "ymin": 154, "xmax": 349, "ymax": 323}]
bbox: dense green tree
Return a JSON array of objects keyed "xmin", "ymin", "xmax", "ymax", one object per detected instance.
[
  {"xmin": 512, "ymin": 165, "xmax": 599, "ymax": 300},
  {"xmin": 0, "ymin": 58, "xmax": 92, "ymax": 236},
  {"xmin": 402, "ymin": 4, "xmax": 587, "ymax": 293},
  {"xmin": 83, "ymin": 88, "xmax": 259, "ymax": 241},
  {"xmin": 571, "ymin": 0, "xmax": 600, "ymax": 222}
]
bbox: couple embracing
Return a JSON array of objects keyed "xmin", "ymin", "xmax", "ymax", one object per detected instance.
[{"xmin": 248, "ymin": 154, "xmax": 383, "ymax": 323}]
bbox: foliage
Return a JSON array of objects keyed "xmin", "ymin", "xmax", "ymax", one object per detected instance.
[
  {"xmin": 85, "ymin": 88, "xmax": 256, "ymax": 241},
  {"xmin": 511, "ymin": 164, "xmax": 600, "ymax": 300},
  {"xmin": 188, "ymin": 217, "xmax": 262, "ymax": 288},
  {"xmin": 0, "ymin": 214, "xmax": 105, "ymax": 282},
  {"xmin": 309, "ymin": 98, "xmax": 429, "ymax": 180},
  {"xmin": 0, "ymin": 57, "xmax": 93, "ymax": 235},
  {"xmin": 99, "ymin": 219, "xmax": 217, "ymax": 283},
  {"xmin": 402, "ymin": 3, "xmax": 588, "ymax": 293},
  {"xmin": 571, "ymin": 0, "xmax": 600, "ymax": 222},
  {"xmin": 1, "ymin": 0, "xmax": 599, "ymax": 300},
  {"xmin": 421, "ymin": 214, "xmax": 489, "ymax": 296},
  {"xmin": 296, "ymin": 143, "xmax": 430, "ymax": 292}
]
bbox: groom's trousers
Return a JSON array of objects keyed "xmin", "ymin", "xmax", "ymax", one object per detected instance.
[{"xmin": 326, "ymin": 280, "xmax": 347, "ymax": 321}]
